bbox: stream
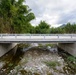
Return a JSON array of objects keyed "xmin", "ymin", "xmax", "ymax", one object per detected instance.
[{"xmin": 0, "ymin": 43, "xmax": 76, "ymax": 75}]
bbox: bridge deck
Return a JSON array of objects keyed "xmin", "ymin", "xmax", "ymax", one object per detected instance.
[{"xmin": 0, "ymin": 34, "xmax": 76, "ymax": 43}]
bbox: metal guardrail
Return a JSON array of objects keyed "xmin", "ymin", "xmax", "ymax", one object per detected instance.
[
  {"xmin": 0, "ymin": 34, "xmax": 76, "ymax": 43},
  {"xmin": 0, "ymin": 34, "xmax": 76, "ymax": 39}
]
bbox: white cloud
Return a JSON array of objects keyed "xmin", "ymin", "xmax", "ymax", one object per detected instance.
[{"xmin": 26, "ymin": 0, "xmax": 76, "ymax": 27}]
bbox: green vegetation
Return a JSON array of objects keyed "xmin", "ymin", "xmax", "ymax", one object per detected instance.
[
  {"xmin": 67, "ymin": 56, "xmax": 76, "ymax": 63},
  {"xmin": 34, "ymin": 22, "xmax": 76, "ymax": 34},
  {"xmin": 38, "ymin": 44, "xmax": 43, "ymax": 47},
  {"xmin": 44, "ymin": 61, "xmax": 60, "ymax": 68},
  {"xmin": 66, "ymin": 56, "xmax": 76, "ymax": 70},
  {"xmin": 50, "ymin": 23, "xmax": 76, "ymax": 34},
  {"xmin": 35, "ymin": 21, "xmax": 50, "ymax": 34},
  {"xmin": 32, "ymin": 22, "xmax": 76, "ymax": 34},
  {"xmin": 38, "ymin": 43, "xmax": 56, "ymax": 48},
  {"xmin": 8, "ymin": 63, "xmax": 14, "ymax": 67},
  {"xmin": 18, "ymin": 43, "xmax": 30, "ymax": 49},
  {"xmin": 0, "ymin": 0, "xmax": 35, "ymax": 33},
  {"xmin": 0, "ymin": 0, "xmax": 76, "ymax": 34},
  {"xmin": 45, "ymin": 43, "xmax": 56, "ymax": 48}
]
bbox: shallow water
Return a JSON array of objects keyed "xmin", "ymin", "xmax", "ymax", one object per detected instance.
[{"xmin": 0, "ymin": 45, "xmax": 76, "ymax": 75}]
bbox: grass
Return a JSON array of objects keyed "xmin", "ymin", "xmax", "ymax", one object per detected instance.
[
  {"xmin": 44, "ymin": 61, "xmax": 60, "ymax": 68},
  {"xmin": 18, "ymin": 43, "xmax": 30, "ymax": 49},
  {"xmin": 38, "ymin": 43, "xmax": 57, "ymax": 48},
  {"xmin": 45, "ymin": 43, "xmax": 57, "ymax": 48},
  {"xmin": 38, "ymin": 44, "xmax": 44, "ymax": 47},
  {"xmin": 66, "ymin": 56, "xmax": 76, "ymax": 71},
  {"xmin": 67, "ymin": 56, "xmax": 76, "ymax": 63}
]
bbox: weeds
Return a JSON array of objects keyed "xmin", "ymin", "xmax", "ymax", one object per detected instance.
[
  {"xmin": 45, "ymin": 44, "xmax": 56, "ymax": 48},
  {"xmin": 67, "ymin": 56, "xmax": 76, "ymax": 63},
  {"xmin": 44, "ymin": 61, "xmax": 60, "ymax": 68}
]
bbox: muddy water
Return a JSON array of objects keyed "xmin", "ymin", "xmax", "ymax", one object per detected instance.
[{"xmin": 0, "ymin": 45, "xmax": 76, "ymax": 75}]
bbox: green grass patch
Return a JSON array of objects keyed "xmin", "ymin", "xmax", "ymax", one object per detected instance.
[
  {"xmin": 38, "ymin": 44, "xmax": 44, "ymax": 47},
  {"xmin": 45, "ymin": 43, "xmax": 56, "ymax": 48},
  {"xmin": 44, "ymin": 61, "xmax": 60, "ymax": 68},
  {"xmin": 67, "ymin": 56, "xmax": 76, "ymax": 63}
]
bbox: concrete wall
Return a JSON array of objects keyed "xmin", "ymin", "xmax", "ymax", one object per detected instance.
[
  {"xmin": 0, "ymin": 43, "xmax": 17, "ymax": 57},
  {"xmin": 58, "ymin": 43, "xmax": 76, "ymax": 57}
]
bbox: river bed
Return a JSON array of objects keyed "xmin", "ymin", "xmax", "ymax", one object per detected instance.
[{"xmin": 0, "ymin": 44, "xmax": 76, "ymax": 75}]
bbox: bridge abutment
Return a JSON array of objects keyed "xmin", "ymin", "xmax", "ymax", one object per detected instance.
[
  {"xmin": 0, "ymin": 43, "xmax": 17, "ymax": 57},
  {"xmin": 58, "ymin": 43, "xmax": 76, "ymax": 57}
]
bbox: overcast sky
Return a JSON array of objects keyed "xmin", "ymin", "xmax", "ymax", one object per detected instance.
[{"xmin": 26, "ymin": 0, "xmax": 76, "ymax": 27}]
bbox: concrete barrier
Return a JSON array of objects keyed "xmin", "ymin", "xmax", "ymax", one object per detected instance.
[
  {"xmin": 58, "ymin": 43, "xmax": 76, "ymax": 57},
  {"xmin": 0, "ymin": 43, "xmax": 17, "ymax": 57}
]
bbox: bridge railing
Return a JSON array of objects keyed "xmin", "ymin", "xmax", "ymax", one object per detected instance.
[{"xmin": 0, "ymin": 34, "xmax": 76, "ymax": 39}]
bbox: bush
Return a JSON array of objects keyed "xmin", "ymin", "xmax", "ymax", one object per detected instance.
[{"xmin": 67, "ymin": 56, "xmax": 76, "ymax": 63}]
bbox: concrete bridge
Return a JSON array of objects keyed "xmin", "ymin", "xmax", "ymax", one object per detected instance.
[
  {"xmin": 0, "ymin": 34, "xmax": 76, "ymax": 43},
  {"xmin": 0, "ymin": 34, "xmax": 76, "ymax": 57}
]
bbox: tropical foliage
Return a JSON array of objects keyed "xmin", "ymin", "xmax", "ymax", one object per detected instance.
[
  {"xmin": 35, "ymin": 21, "xmax": 50, "ymax": 34},
  {"xmin": 0, "ymin": 0, "xmax": 35, "ymax": 33},
  {"xmin": 0, "ymin": 0, "xmax": 76, "ymax": 34}
]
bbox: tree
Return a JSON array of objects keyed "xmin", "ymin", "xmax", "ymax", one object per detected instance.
[
  {"xmin": 50, "ymin": 23, "xmax": 76, "ymax": 34},
  {"xmin": 35, "ymin": 21, "xmax": 50, "ymax": 34},
  {"xmin": 0, "ymin": 0, "xmax": 35, "ymax": 33},
  {"xmin": 72, "ymin": 23, "xmax": 76, "ymax": 33},
  {"xmin": 64, "ymin": 23, "xmax": 72, "ymax": 33},
  {"xmin": 63, "ymin": 23, "xmax": 76, "ymax": 33}
]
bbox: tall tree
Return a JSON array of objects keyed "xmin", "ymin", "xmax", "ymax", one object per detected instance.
[
  {"xmin": 35, "ymin": 21, "xmax": 50, "ymax": 34},
  {"xmin": 50, "ymin": 27, "xmax": 65, "ymax": 34},
  {"xmin": 0, "ymin": 0, "xmax": 35, "ymax": 33}
]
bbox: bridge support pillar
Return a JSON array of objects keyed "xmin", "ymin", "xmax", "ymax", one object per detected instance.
[
  {"xmin": 58, "ymin": 43, "xmax": 76, "ymax": 57},
  {"xmin": 0, "ymin": 43, "xmax": 17, "ymax": 57}
]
